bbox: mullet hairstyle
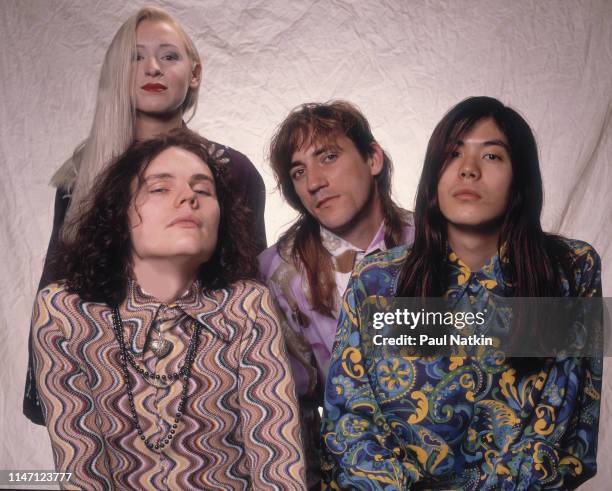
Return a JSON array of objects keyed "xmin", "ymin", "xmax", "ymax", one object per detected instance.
[
  {"xmin": 397, "ymin": 96, "xmax": 575, "ymax": 299},
  {"xmin": 53, "ymin": 6, "xmax": 202, "ymax": 243},
  {"xmin": 270, "ymin": 101, "xmax": 408, "ymax": 316},
  {"xmin": 52, "ymin": 128, "xmax": 259, "ymax": 306}
]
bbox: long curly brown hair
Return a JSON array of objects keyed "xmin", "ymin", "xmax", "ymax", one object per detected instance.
[{"xmin": 51, "ymin": 128, "xmax": 259, "ymax": 305}]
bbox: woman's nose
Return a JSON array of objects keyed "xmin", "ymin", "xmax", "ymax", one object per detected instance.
[{"xmin": 144, "ymin": 57, "xmax": 162, "ymax": 77}]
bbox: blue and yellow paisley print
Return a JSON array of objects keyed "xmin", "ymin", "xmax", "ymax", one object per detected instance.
[{"xmin": 322, "ymin": 239, "xmax": 602, "ymax": 490}]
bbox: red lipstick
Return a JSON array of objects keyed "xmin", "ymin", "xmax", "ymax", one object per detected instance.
[{"xmin": 142, "ymin": 83, "xmax": 167, "ymax": 92}]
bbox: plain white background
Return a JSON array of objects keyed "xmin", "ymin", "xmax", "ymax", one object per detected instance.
[{"xmin": 1, "ymin": 0, "xmax": 610, "ymax": 488}]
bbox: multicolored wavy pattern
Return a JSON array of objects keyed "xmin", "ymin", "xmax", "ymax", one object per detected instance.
[{"xmin": 32, "ymin": 280, "xmax": 305, "ymax": 490}]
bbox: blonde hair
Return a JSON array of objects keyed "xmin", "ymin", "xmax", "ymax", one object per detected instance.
[{"xmin": 53, "ymin": 6, "xmax": 201, "ymax": 242}]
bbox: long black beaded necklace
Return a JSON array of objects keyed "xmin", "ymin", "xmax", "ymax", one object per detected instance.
[{"xmin": 111, "ymin": 307, "xmax": 202, "ymax": 452}]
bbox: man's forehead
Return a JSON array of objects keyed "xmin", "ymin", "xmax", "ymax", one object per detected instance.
[{"xmin": 291, "ymin": 130, "xmax": 343, "ymax": 160}]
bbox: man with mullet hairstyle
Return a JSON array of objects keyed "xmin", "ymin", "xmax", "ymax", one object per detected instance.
[{"xmin": 259, "ymin": 100, "xmax": 414, "ymax": 487}]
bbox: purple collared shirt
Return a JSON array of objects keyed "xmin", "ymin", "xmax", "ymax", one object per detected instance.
[{"xmin": 258, "ymin": 215, "xmax": 415, "ymax": 397}]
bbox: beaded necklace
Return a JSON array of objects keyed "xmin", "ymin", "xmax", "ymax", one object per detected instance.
[{"xmin": 111, "ymin": 307, "xmax": 202, "ymax": 452}]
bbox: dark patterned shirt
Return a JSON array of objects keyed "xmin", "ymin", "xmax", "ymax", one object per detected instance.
[{"xmin": 322, "ymin": 239, "xmax": 602, "ymax": 490}]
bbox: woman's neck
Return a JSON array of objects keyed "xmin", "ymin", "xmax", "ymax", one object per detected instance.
[
  {"xmin": 131, "ymin": 257, "xmax": 198, "ymax": 303},
  {"xmin": 447, "ymin": 224, "xmax": 500, "ymax": 272},
  {"xmin": 135, "ymin": 111, "xmax": 184, "ymax": 141}
]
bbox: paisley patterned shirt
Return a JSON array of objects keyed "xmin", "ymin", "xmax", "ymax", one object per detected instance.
[
  {"xmin": 322, "ymin": 239, "xmax": 602, "ymax": 490},
  {"xmin": 32, "ymin": 280, "xmax": 305, "ymax": 490}
]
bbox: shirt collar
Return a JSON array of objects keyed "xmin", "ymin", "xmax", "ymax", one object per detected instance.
[
  {"xmin": 445, "ymin": 244, "xmax": 512, "ymax": 297},
  {"xmin": 118, "ymin": 279, "xmax": 211, "ymax": 354},
  {"xmin": 127, "ymin": 279, "xmax": 203, "ymax": 313},
  {"xmin": 319, "ymin": 221, "xmax": 386, "ymax": 258}
]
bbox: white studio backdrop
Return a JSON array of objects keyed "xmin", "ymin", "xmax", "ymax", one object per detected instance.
[{"xmin": 1, "ymin": 0, "xmax": 610, "ymax": 488}]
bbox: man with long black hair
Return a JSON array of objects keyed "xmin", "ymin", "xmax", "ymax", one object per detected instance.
[{"xmin": 322, "ymin": 97, "xmax": 602, "ymax": 489}]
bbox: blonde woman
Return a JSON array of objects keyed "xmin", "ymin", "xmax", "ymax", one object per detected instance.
[{"xmin": 24, "ymin": 6, "xmax": 267, "ymax": 425}]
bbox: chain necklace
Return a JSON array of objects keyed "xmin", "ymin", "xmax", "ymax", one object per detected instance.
[{"xmin": 111, "ymin": 307, "xmax": 202, "ymax": 452}]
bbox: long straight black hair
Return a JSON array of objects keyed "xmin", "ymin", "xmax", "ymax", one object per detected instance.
[{"xmin": 397, "ymin": 96, "xmax": 574, "ymax": 298}]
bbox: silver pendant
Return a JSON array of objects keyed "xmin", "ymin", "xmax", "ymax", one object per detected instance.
[
  {"xmin": 149, "ymin": 337, "xmax": 173, "ymax": 359},
  {"xmin": 146, "ymin": 321, "xmax": 173, "ymax": 359}
]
